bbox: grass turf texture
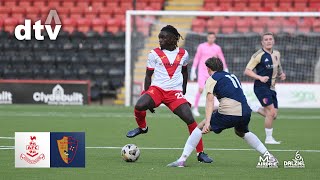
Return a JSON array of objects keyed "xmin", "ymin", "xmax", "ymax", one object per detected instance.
[{"xmin": 0, "ymin": 105, "xmax": 319, "ymax": 180}]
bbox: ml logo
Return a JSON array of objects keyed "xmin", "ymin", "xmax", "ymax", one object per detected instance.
[{"xmin": 15, "ymin": 10, "xmax": 61, "ymax": 40}]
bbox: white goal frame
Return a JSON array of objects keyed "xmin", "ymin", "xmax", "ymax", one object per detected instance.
[{"xmin": 125, "ymin": 10, "xmax": 320, "ymax": 106}]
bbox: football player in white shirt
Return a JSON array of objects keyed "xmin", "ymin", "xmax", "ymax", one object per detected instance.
[{"xmin": 126, "ymin": 25, "xmax": 212, "ymax": 163}]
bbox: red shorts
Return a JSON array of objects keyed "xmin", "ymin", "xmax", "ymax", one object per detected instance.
[{"xmin": 145, "ymin": 86, "xmax": 191, "ymax": 111}]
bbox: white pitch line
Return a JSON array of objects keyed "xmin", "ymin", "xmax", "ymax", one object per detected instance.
[
  {"xmin": 0, "ymin": 111, "xmax": 319, "ymax": 120},
  {"xmin": 1, "ymin": 146, "xmax": 319, "ymax": 153},
  {"xmin": 0, "ymin": 137, "xmax": 14, "ymax": 139}
]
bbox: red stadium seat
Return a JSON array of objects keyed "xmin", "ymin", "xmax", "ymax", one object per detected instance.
[
  {"xmin": 149, "ymin": 2, "xmax": 162, "ymax": 10},
  {"xmin": 39, "ymin": 7, "xmax": 52, "ymax": 18},
  {"xmin": 4, "ymin": 0, "xmax": 17, "ymax": 7},
  {"xmin": 4, "ymin": 18, "xmax": 18, "ymax": 33},
  {"xmin": 91, "ymin": 0, "xmax": 105, "ymax": 8},
  {"xmin": 206, "ymin": 18, "xmax": 223, "ymax": 33},
  {"xmin": 84, "ymin": 8, "xmax": 99, "ymax": 19},
  {"xmin": 294, "ymin": 0, "xmax": 308, "ymax": 10},
  {"xmin": 0, "ymin": 19, "xmax": 3, "ymax": 31},
  {"xmin": 278, "ymin": 0, "xmax": 292, "ymax": 9},
  {"xmin": 25, "ymin": 8, "xmax": 41, "ymax": 22},
  {"xmin": 33, "ymin": 1, "xmax": 46, "ymax": 8},
  {"xmin": 62, "ymin": 18, "xmax": 76, "ymax": 33},
  {"xmin": 251, "ymin": 17, "xmax": 266, "ymax": 33},
  {"xmin": 221, "ymin": 17, "xmax": 236, "ymax": 34},
  {"xmin": 136, "ymin": 2, "xmax": 148, "ymax": 10},
  {"xmin": 77, "ymin": 0, "xmax": 90, "ymax": 8},
  {"xmin": 219, "ymin": 0, "xmax": 233, "ymax": 8},
  {"xmin": 236, "ymin": 17, "xmax": 252, "ymax": 33},
  {"xmin": 99, "ymin": 7, "xmax": 114, "ymax": 19},
  {"xmin": 61, "ymin": 0, "xmax": 75, "ymax": 8},
  {"xmin": 309, "ymin": 0, "xmax": 320, "ymax": 9},
  {"xmin": 191, "ymin": 18, "xmax": 206, "ymax": 33},
  {"xmin": 266, "ymin": 17, "xmax": 283, "ymax": 33},
  {"xmin": 120, "ymin": 1, "xmax": 133, "ymax": 9},
  {"xmin": 11, "ymin": 7, "xmax": 26, "ymax": 19},
  {"xmin": 263, "ymin": 0, "xmax": 278, "ymax": 8},
  {"xmin": 234, "ymin": 0, "xmax": 248, "ymax": 9},
  {"xmin": 106, "ymin": 1, "xmax": 119, "ymax": 9},
  {"xmin": 77, "ymin": 18, "xmax": 91, "ymax": 32},
  {"xmin": 18, "ymin": 0, "xmax": 32, "ymax": 7},
  {"xmin": 106, "ymin": 19, "xmax": 121, "ymax": 34},
  {"xmin": 92, "ymin": 18, "xmax": 106, "ymax": 34},
  {"xmin": 248, "ymin": 0, "xmax": 262, "ymax": 10},
  {"xmin": 312, "ymin": 19, "xmax": 320, "ymax": 32},
  {"xmin": 47, "ymin": 1, "xmax": 61, "ymax": 8},
  {"xmin": 296, "ymin": 17, "xmax": 313, "ymax": 33},
  {"xmin": 0, "ymin": 7, "xmax": 11, "ymax": 19},
  {"xmin": 70, "ymin": 8, "xmax": 84, "ymax": 19},
  {"xmin": 204, "ymin": 1, "xmax": 219, "ymax": 8},
  {"xmin": 282, "ymin": 19, "xmax": 297, "ymax": 33}
]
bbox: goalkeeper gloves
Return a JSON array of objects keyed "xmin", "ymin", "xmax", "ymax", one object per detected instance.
[{"xmin": 190, "ymin": 67, "xmax": 197, "ymax": 81}]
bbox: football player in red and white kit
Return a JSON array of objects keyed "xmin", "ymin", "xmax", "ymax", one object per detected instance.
[{"xmin": 126, "ymin": 25, "xmax": 213, "ymax": 163}]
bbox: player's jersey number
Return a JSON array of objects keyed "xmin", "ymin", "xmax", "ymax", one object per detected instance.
[
  {"xmin": 175, "ymin": 92, "xmax": 184, "ymax": 99},
  {"xmin": 225, "ymin": 74, "xmax": 242, "ymax": 89}
]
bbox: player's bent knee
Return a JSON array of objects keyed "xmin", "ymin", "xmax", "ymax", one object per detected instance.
[
  {"xmin": 135, "ymin": 103, "xmax": 146, "ymax": 111},
  {"xmin": 184, "ymin": 117, "xmax": 195, "ymax": 125}
]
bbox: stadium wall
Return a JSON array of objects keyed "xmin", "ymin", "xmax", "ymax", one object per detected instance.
[{"xmin": 0, "ymin": 80, "xmax": 90, "ymax": 105}]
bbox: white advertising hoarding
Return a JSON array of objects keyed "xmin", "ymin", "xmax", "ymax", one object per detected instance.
[{"xmin": 185, "ymin": 82, "xmax": 320, "ymax": 108}]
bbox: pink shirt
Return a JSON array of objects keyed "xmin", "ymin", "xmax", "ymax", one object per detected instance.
[{"xmin": 192, "ymin": 42, "xmax": 227, "ymax": 76}]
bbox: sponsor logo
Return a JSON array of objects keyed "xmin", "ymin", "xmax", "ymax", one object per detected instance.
[
  {"xmin": 284, "ymin": 151, "xmax": 305, "ymax": 168},
  {"xmin": 33, "ymin": 84, "xmax": 83, "ymax": 105},
  {"xmin": 15, "ymin": 10, "xmax": 61, "ymax": 40},
  {"xmin": 263, "ymin": 97, "xmax": 268, "ymax": 105},
  {"xmin": 0, "ymin": 91, "xmax": 12, "ymax": 104},
  {"xmin": 256, "ymin": 151, "xmax": 278, "ymax": 168}
]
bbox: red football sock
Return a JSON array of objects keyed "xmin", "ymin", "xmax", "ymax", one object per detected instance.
[
  {"xmin": 134, "ymin": 109, "xmax": 147, "ymax": 129},
  {"xmin": 188, "ymin": 121, "xmax": 204, "ymax": 153}
]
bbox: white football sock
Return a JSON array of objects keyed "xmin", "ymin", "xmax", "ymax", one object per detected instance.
[
  {"xmin": 178, "ymin": 127, "xmax": 202, "ymax": 162},
  {"xmin": 265, "ymin": 128, "xmax": 273, "ymax": 139},
  {"xmin": 244, "ymin": 132, "xmax": 267, "ymax": 155}
]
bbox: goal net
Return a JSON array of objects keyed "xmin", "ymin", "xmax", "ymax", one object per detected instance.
[{"xmin": 125, "ymin": 11, "xmax": 320, "ymax": 106}]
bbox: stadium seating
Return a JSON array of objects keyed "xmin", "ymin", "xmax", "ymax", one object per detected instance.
[
  {"xmin": 192, "ymin": 0, "xmax": 320, "ymax": 34},
  {"xmin": 0, "ymin": 0, "xmax": 318, "ymax": 102},
  {"xmin": 184, "ymin": 32, "xmax": 319, "ymax": 83}
]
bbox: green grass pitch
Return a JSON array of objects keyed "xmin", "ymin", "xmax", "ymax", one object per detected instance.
[{"xmin": 0, "ymin": 105, "xmax": 319, "ymax": 180}]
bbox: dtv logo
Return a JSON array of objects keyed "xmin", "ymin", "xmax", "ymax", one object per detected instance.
[{"xmin": 15, "ymin": 10, "xmax": 61, "ymax": 40}]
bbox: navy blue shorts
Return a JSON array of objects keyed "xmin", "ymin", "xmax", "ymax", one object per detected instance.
[
  {"xmin": 210, "ymin": 111, "xmax": 251, "ymax": 134},
  {"xmin": 254, "ymin": 86, "xmax": 278, "ymax": 108}
]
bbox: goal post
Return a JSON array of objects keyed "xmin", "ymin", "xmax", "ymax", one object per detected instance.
[{"xmin": 125, "ymin": 10, "xmax": 320, "ymax": 107}]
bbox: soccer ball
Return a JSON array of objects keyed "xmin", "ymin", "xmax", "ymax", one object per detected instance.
[{"xmin": 121, "ymin": 144, "xmax": 140, "ymax": 162}]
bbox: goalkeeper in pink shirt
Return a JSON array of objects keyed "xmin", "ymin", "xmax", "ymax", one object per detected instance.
[{"xmin": 190, "ymin": 32, "xmax": 228, "ymax": 116}]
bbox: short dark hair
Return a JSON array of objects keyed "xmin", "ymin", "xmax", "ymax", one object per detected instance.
[
  {"xmin": 161, "ymin": 25, "xmax": 181, "ymax": 40},
  {"xmin": 207, "ymin": 32, "xmax": 216, "ymax": 36},
  {"xmin": 205, "ymin": 57, "xmax": 224, "ymax": 72}
]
